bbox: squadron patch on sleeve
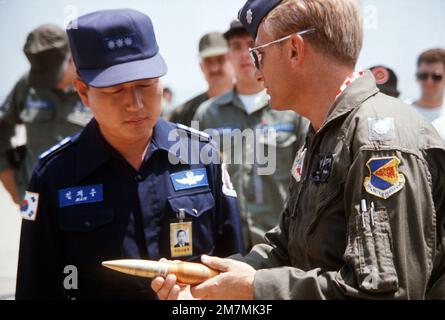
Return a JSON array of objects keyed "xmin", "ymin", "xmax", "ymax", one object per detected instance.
[{"xmin": 363, "ymin": 156, "xmax": 405, "ymax": 199}]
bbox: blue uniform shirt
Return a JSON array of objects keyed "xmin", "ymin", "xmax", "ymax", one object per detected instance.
[{"xmin": 16, "ymin": 118, "xmax": 244, "ymax": 299}]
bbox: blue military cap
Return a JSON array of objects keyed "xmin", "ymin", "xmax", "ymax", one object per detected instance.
[
  {"xmin": 238, "ymin": 0, "xmax": 282, "ymax": 39},
  {"xmin": 66, "ymin": 9, "xmax": 167, "ymax": 88}
]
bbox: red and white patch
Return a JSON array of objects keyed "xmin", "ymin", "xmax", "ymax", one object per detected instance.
[
  {"xmin": 336, "ymin": 69, "xmax": 365, "ymax": 98},
  {"xmin": 372, "ymin": 67, "xmax": 390, "ymax": 85},
  {"xmin": 291, "ymin": 148, "xmax": 306, "ymax": 182}
]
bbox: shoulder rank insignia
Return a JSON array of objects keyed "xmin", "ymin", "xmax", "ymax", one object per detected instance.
[
  {"xmin": 38, "ymin": 135, "xmax": 76, "ymax": 160},
  {"xmin": 363, "ymin": 156, "xmax": 405, "ymax": 199},
  {"xmin": 176, "ymin": 123, "xmax": 210, "ymax": 142}
]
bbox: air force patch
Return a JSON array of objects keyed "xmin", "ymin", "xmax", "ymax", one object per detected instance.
[
  {"xmin": 364, "ymin": 156, "xmax": 405, "ymax": 199},
  {"xmin": 170, "ymin": 168, "xmax": 209, "ymax": 191},
  {"xmin": 20, "ymin": 191, "xmax": 39, "ymax": 221}
]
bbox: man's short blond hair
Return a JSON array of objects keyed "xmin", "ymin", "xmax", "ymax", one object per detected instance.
[{"xmin": 264, "ymin": 0, "xmax": 363, "ymax": 66}]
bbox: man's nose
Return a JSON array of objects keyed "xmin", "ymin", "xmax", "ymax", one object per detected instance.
[
  {"xmin": 425, "ymin": 77, "xmax": 436, "ymax": 86},
  {"xmin": 209, "ymin": 62, "xmax": 221, "ymax": 73},
  {"xmin": 240, "ymin": 48, "xmax": 252, "ymax": 61},
  {"xmin": 127, "ymin": 87, "xmax": 144, "ymax": 111}
]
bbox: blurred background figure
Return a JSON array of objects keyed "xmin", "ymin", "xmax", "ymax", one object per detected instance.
[
  {"xmin": 163, "ymin": 87, "xmax": 174, "ymax": 104},
  {"xmin": 194, "ymin": 20, "xmax": 309, "ymax": 249},
  {"xmin": 160, "ymin": 86, "xmax": 174, "ymax": 118},
  {"xmin": 168, "ymin": 32, "xmax": 234, "ymax": 126},
  {"xmin": 0, "ymin": 24, "xmax": 92, "ymax": 206},
  {"xmin": 370, "ymin": 65, "xmax": 400, "ymax": 98},
  {"xmin": 410, "ymin": 48, "xmax": 445, "ymax": 139}
]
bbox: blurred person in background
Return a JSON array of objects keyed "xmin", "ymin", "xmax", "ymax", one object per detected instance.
[
  {"xmin": 411, "ymin": 48, "xmax": 445, "ymax": 139},
  {"xmin": 160, "ymin": 86, "xmax": 174, "ymax": 118},
  {"xmin": 0, "ymin": 24, "xmax": 92, "ymax": 206},
  {"xmin": 168, "ymin": 32, "xmax": 234, "ymax": 126}
]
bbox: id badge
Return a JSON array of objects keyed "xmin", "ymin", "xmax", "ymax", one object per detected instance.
[{"xmin": 170, "ymin": 209, "xmax": 193, "ymax": 258}]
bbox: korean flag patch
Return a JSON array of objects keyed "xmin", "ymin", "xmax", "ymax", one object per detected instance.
[{"xmin": 20, "ymin": 191, "xmax": 40, "ymax": 221}]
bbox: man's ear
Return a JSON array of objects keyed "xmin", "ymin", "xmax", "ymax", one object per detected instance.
[
  {"xmin": 72, "ymin": 77, "xmax": 90, "ymax": 108},
  {"xmin": 199, "ymin": 60, "xmax": 206, "ymax": 74},
  {"xmin": 289, "ymin": 34, "xmax": 305, "ymax": 66}
]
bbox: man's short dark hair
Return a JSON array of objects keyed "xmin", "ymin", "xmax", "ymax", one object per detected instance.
[
  {"xmin": 176, "ymin": 229, "xmax": 186, "ymax": 237},
  {"xmin": 225, "ymin": 29, "xmax": 250, "ymax": 42},
  {"xmin": 224, "ymin": 20, "xmax": 250, "ymax": 42},
  {"xmin": 417, "ymin": 48, "xmax": 445, "ymax": 67}
]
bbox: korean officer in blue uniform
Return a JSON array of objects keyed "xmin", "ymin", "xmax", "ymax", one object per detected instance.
[{"xmin": 15, "ymin": 8, "xmax": 244, "ymax": 300}]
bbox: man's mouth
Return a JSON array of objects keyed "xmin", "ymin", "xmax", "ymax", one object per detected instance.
[{"xmin": 124, "ymin": 117, "xmax": 149, "ymax": 125}]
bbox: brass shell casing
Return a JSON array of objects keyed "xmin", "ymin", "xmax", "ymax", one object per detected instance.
[{"xmin": 102, "ymin": 259, "xmax": 219, "ymax": 285}]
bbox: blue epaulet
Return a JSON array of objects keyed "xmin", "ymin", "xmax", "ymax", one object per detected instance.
[
  {"xmin": 37, "ymin": 133, "xmax": 80, "ymax": 166},
  {"xmin": 176, "ymin": 123, "xmax": 211, "ymax": 142}
]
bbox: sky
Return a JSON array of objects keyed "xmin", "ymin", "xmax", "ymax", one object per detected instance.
[{"xmin": 0, "ymin": 0, "xmax": 444, "ymax": 105}]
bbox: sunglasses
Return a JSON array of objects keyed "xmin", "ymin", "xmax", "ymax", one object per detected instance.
[
  {"xmin": 416, "ymin": 72, "xmax": 443, "ymax": 82},
  {"xmin": 249, "ymin": 27, "xmax": 316, "ymax": 70}
]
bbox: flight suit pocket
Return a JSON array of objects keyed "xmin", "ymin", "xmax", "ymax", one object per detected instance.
[
  {"xmin": 167, "ymin": 190, "xmax": 215, "ymax": 217},
  {"xmin": 344, "ymin": 206, "xmax": 399, "ymax": 293},
  {"xmin": 59, "ymin": 208, "xmax": 114, "ymax": 232},
  {"xmin": 305, "ymin": 182, "xmax": 343, "ymax": 237}
]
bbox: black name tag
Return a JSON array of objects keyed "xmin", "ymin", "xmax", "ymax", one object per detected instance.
[{"xmin": 311, "ymin": 154, "xmax": 333, "ymax": 182}]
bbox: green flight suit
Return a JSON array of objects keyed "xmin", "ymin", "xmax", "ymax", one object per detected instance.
[
  {"xmin": 194, "ymin": 88, "xmax": 309, "ymax": 248},
  {"xmin": 240, "ymin": 71, "xmax": 445, "ymax": 299},
  {"xmin": 168, "ymin": 92, "xmax": 209, "ymax": 126},
  {"xmin": 0, "ymin": 73, "xmax": 92, "ymax": 196}
]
